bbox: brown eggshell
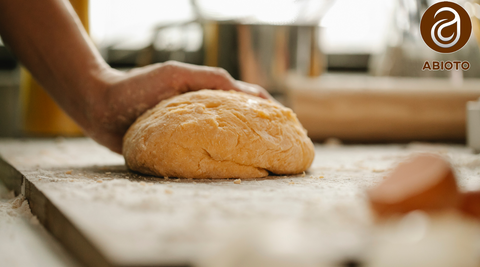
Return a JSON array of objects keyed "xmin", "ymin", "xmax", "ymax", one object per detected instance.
[
  {"xmin": 459, "ymin": 191, "xmax": 480, "ymax": 219},
  {"xmin": 368, "ymin": 154, "xmax": 461, "ymax": 218}
]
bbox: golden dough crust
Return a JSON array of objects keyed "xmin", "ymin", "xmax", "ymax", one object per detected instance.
[{"xmin": 123, "ymin": 90, "xmax": 315, "ymax": 178}]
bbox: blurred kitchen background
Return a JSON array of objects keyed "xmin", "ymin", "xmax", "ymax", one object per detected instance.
[{"xmin": 2, "ymin": 0, "xmax": 480, "ymax": 145}]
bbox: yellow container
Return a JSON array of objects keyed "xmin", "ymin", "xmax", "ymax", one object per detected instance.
[{"xmin": 21, "ymin": 0, "xmax": 89, "ymax": 136}]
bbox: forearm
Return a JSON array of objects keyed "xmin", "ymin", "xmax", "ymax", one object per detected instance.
[
  {"xmin": 0, "ymin": 0, "xmax": 272, "ymax": 153},
  {"xmin": 0, "ymin": 0, "xmax": 112, "ymax": 131}
]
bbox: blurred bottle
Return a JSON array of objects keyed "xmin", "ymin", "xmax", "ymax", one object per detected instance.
[{"xmin": 20, "ymin": 0, "xmax": 89, "ymax": 136}]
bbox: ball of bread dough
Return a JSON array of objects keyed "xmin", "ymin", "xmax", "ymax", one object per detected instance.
[{"xmin": 123, "ymin": 90, "xmax": 314, "ymax": 179}]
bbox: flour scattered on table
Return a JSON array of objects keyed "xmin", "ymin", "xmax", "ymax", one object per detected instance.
[
  {"xmin": 1, "ymin": 193, "xmax": 38, "ymax": 224},
  {"xmin": 462, "ymin": 158, "xmax": 480, "ymax": 169}
]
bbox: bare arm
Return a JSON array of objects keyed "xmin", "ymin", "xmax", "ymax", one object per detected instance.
[
  {"xmin": 0, "ymin": 0, "xmax": 110, "ymax": 132},
  {"xmin": 0, "ymin": 0, "xmax": 271, "ymax": 153}
]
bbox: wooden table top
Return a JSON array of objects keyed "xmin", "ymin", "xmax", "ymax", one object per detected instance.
[{"xmin": 1, "ymin": 138, "xmax": 479, "ymax": 267}]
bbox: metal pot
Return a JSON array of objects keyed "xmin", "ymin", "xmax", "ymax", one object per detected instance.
[
  {"xmin": 203, "ymin": 22, "xmax": 324, "ymax": 95},
  {"xmin": 133, "ymin": 0, "xmax": 333, "ymax": 95}
]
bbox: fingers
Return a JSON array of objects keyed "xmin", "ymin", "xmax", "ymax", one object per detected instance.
[
  {"xmin": 162, "ymin": 61, "xmax": 275, "ymax": 101},
  {"xmin": 161, "ymin": 61, "xmax": 235, "ymax": 92},
  {"xmin": 232, "ymin": 80, "xmax": 261, "ymax": 96},
  {"xmin": 236, "ymin": 80, "xmax": 276, "ymax": 102}
]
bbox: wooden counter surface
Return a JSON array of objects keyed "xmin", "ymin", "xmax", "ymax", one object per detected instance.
[
  {"xmin": 1, "ymin": 138, "xmax": 479, "ymax": 267},
  {"xmin": 288, "ymin": 74, "xmax": 480, "ymax": 142}
]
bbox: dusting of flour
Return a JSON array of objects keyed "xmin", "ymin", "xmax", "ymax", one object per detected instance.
[{"xmin": 0, "ymin": 183, "xmax": 80, "ymax": 267}]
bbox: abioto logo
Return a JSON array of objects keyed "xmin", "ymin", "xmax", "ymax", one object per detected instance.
[{"xmin": 420, "ymin": 1, "xmax": 472, "ymax": 53}]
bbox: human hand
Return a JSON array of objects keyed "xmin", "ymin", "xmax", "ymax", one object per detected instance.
[
  {"xmin": 87, "ymin": 61, "xmax": 274, "ymax": 154},
  {"xmin": 0, "ymin": 0, "xmax": 273, "ymax": 154}
]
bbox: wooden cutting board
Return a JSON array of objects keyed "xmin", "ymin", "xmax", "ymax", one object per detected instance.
[
  {"xmin": 0, "ymin": 138, "xmax": 479, "ymax": 267},
  {"xmin": 287, "ymin": 74, "xmax": 480, "ymax": 142}
]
